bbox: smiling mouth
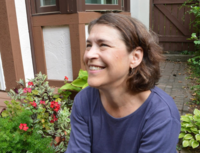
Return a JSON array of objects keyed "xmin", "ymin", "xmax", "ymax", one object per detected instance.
[{"xmin": 89, "ymin": 66, "xmax": 105, "ymax": 70}]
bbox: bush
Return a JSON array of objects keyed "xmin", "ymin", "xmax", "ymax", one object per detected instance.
[
  {"xmin": 179, "ymin": 109, "xmax": 200, "ymax": 149},
  {"xmin": 0, "ymin": 72, "xmax": 71, "ymax": 153}
]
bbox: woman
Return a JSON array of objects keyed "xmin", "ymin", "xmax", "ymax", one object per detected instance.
[{"xmin": 65, "ymin": 13, "xmax": 180, "ymax": 153}]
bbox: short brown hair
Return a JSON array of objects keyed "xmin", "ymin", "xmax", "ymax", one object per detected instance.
[{"xmin": 88, "ymin": 13, "xmax": 164, "ymax": 93}]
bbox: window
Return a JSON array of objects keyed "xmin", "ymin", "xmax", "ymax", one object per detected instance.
[
  {"xmin": 40, "ymin": 0, "xmax": 56, "ymax": 6},
  {"xmin": 85, "ymin": 0, "xmax": 118, "ymax": 5},
  {"xmin": 30, "ymin": 0, "xmax": 129, "ymax": 15},
  {"xmin": 34, "ymin": 0, "xmax": 59, "ymax": 14},
  {"xmin": 85, "ymin": 0, "xmax": 122, "ymax": 11}
]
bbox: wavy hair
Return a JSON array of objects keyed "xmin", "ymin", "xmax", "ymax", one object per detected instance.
[{"xmin": 88, "ymin": 13, "xmax": 164, "ymax": 93}]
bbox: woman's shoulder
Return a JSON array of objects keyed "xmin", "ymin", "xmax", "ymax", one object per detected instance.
[
  {"xmin": 147, "ymin": 86, "xmax": 180, "ymax": 120},
  {"xmin": 72, "ymin": 86, "xmax": 100, "ymax": 114},
  {"xmin": 75, "ymin": 86, "xmax": 99, "ymax": 101}
]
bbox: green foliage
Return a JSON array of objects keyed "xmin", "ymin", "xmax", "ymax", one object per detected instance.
[
  {"xmin": 183, "ymin": 0, "xmax": 200, "ymax": 65},
  {"xmin": 0, "ymin": 72, "xmax": 71, "ymax": 153},
  {"xmin": 0, "ymin": 109, "xmax": 55, "ymax": 153},
  {"xmin": 59, "ymin": 69, "xmax": 88, "ymax": 100},
  {"xmin": 182, "ymin": 0, "xmax": 200, "ymax": 106},
  {"xmin": 181, "ymin": 50, "xmax": 195, "ymax": 55},
  {"xmin": 179, "ymin": 109, "xmax": 200, "ymax": 149}
]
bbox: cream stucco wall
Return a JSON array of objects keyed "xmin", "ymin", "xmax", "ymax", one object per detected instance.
[
  {"xmin": 131, "ymin": 0, "xmax": 150, "ymax": 29},
  {"xmin": 43, "ymin": 26, "xmax": 73, "ymax": 81}
]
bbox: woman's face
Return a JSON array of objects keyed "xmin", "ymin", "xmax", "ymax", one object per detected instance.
[{"xmin": 84, "ymin": 24, "xmax": 132, "ymax": 89}]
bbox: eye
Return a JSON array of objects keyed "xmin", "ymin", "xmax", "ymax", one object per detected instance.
[
  {"xmin": 100, "ymin": 43, "xmax": 108, "ymax": 47},
  {"xmin": 86, "ymin": 44, "xmax": 92, "ymax": 48}
]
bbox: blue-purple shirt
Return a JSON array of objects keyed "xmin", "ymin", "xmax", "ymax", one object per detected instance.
[{"xmin": 65, "ymin": 86, "xmax": 180, "ymax": 153}]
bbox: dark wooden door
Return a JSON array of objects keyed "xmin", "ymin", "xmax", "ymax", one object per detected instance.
[{"xmin": 150, "ymin": 0, "xmax": 196, "ymax": 52}]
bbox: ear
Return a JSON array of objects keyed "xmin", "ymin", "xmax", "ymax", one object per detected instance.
[{"xmin": 129, "ymin": 47, "xmax": 143, "ymax": 68}]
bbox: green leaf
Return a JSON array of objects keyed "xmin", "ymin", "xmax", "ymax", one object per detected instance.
[
  {"xmin": 194, "ymin": 109, "xmax": 200, "ymax": 116},
  {"xmin": 194, "ymin": 40, "xmax": 200, "ymax": 45},
  {"xmin": 179, "ymin": 133, "xmax": 186, "ymax": 139},
  {"xmin": 192, "ymin": 33, "xmax": 197, "ymax": 38},
  {"xmin": 181, "ymin": 116, "xmax": 190, "ymax": 122},
  {"xmin": 72, "ymin": 78, "xmax": 87, "ymax": 88},
  {"xmin": 60, "ymin": 83, "xmax": 81, "ymax": 92},
  {"xmin": 184, "ymin": 134, "xmax": 193, "ymax": 140},
  {"xmin": 192, "ymin": 140, "xmax": 199, "ymax": 149},
  {"xmin": 32, "ymin": 90, "xmax": 39, "ymax": 95},
  {"xmin": 191, "ymin": 127, "xmax": 198, "ymax": 131},
  {"xmin": 53, "ymin": 94, "xmax": 60, "ymax": 99},
  {"xmin": 195, "ymin": 134, "xmax": 200, "ymax": 141},
  {"xmin": 183, "ymin": 140, "xmax": 190, "ymax": 147},
  {"xmin": 82, "ymin": 83, "xmax": 89, "ymax": 89},
  {"xmin": 78, "ymin": 69, "xmax": 88, "ymax": 79},
  {"xmin": 1, "ymin": 110, "xmax": 9, "ymax": 117}
]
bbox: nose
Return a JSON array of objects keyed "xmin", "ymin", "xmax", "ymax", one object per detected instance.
[{"xmin": 84, "ymin": 45, "xmax": 99, "ymax": 60}]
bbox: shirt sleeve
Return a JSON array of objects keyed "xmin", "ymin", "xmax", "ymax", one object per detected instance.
[
  {"xmin": 65, "ymin": 96, "xmax": 91, "ymax": 153},
  {"xmin": 138, "ymin": 118, "xmax": 180, "ymax": 153}
]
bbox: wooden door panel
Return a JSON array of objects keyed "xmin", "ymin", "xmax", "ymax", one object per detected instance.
[{"xmin": 150, "ymin": 0, "xmax": 196, "ymax": 52}]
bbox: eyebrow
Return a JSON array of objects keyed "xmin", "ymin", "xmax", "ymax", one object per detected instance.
[{"xmin": 86, "ymin": 39, "xmax": 111, "ymax": 44}]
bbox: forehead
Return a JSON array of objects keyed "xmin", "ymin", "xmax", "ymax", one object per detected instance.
[{"xmin": 87, "ymin": 24, "xmax": 123, "ymax": 42}]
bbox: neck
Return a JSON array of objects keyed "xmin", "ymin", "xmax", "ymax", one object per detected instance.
[{"xmin": 99, "ymin": 87, "xmax": 151, "ymax": 118}]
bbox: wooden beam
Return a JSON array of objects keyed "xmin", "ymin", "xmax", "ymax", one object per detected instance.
[
  {"xmin": 32, "ymin": 14, "xmax": 78, "ymax": 27},
  {"xmin": 0, "ymin": 0, "xmax": 25, "ymax": 90},
  {"xmin": 154, "ymin": 0, "xmax": 196, "ymax": 4},
  {"xmin": 155, "ymin": 5, "xmax": 191, "ymax": 36},
  {"xmin": 159, "ymin": 36, "xmax": 193, "ymax": 42},
  {"xmin": 32, "ymin": 27, "xmax": 47, "ymax": 75}
]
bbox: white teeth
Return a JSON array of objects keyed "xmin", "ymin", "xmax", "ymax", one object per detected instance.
[{"xmin": 89, "ymin": 66, "xmax": 103, "ymax": 70}]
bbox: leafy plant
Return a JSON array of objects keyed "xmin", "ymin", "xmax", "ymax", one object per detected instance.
[
  {"xmin": 58, "ymin": 69, "xmax": 88, "ymax": 102},
  {"xmin": 179, "ymin": 109, "xmax": 200, "ymax": 149},
  {"xmin": 0, "ymin": 72, "xmax": 71, "ymax": 153},
  {"xmin": 181, "ymin": 50, "xmax": 195, "ymax": 55},
  {"xmin": 0, "ymin": 108, "xmax": 55, "ymax": 153}
]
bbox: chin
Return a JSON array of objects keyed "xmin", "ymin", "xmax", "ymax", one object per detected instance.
[{"xmin": 87, "ymin": 79, "xmax": 102, "ymax": 89}]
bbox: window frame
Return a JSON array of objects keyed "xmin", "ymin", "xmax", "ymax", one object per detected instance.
[
  {"xmin": 35, "ymin": 0, "xmax": 60, "ymax": 14},
  {"xmin": 85, "ymin": 0, "xmax": 121, "ymax": 11},
  {"xmin": 30, "ymin": 0, "xmax": 130, "ymax": 15}
]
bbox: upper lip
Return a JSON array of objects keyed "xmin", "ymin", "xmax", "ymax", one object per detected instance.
[{"xmin": 88, "ymin": 64, "xmax": 105, "ymax": 68}]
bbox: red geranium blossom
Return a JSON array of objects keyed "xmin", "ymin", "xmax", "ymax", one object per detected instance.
[
  {"xmin": 19, "ymin": 123, "xmax": 29, "ymax": 131},
  {"xmin": 65, "ymin": 76, "xmax": 68, "ymax": 81},
  {"xmin": 50, "ymin": 101, "xmax": 60, "ymax": 112},
  {"xmin": 28, "ymin": 81, "xmax": 34, "ymax": 86},
  {"xmin": 23, "ymin": 88, "xmax": 32, "ymax": 93},
  {"xmin": 40, "ymin": 100, "xmax": 45, "ymax": 105},
  {"xmin": 23, "ymin": 88, "xmax": 27, "ymax": 93},
  {"xmin": 27, "ymin": 88, "xmax": 31, "ymax": 93},
  {"xmin": 50, "ymin": 101, "xmax": 55, "ymax": 108},
  {"xmin": 50, "ymin": 114, "xmax": 58, "ymax": 123},
  {"xmin": 30, "ymin": 101, "xmax": 37, "ymax": 108}
]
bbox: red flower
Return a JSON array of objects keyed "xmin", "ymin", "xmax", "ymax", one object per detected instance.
[
  {"xmin": 27, "ymin": 88, "xmax": 32, "ymax": 93},
  {"xmin": 23, "ymin": 88, "xmax": 32, "ymax": 93},
  {"xmin": 28, "ymin": 81, "xmax": 34, "ymax": 86},
  {"xmin": 23, "ymin": 88, "xmax": 27, "ymax": 93},
  {"xmin": 50, "ymin": 101, "xmax": 55, "ymax": 108},
  {"xmin": 65, "ymin": 76, "xmax": 68, "ymax": 81},
  {"xmin": 30, "ymin": 101, "xmax": 37, "ymax": 108},
  {"xmin": 19, "ymin": 123, "xmax": 29, "ymax": 131},
  {"xmin": 54, "ymin": 104, "xmax": 60, "ymax": 112},
  {"xmin": 23, "ymin": 126, "xmax": 29, "ymax": 131},
  {"xmin": 40, "ymin": 100, "xmax": 45, "ymax": 105},
  {"xmin": 50, "ymin": 101, "xmax": 60, "ymax": 112},
  {"xmin": 19, "ymin": 123, "xmax": 24, "ymax": 130},
  {"xmin": 50, "ymin": 114, "xmax": 58, "ymax": 123}
]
